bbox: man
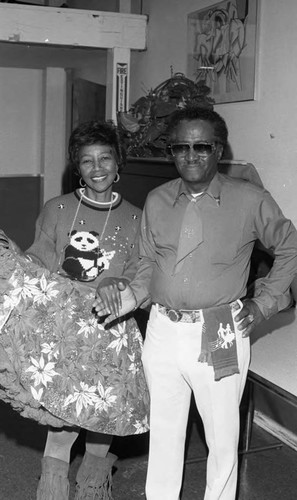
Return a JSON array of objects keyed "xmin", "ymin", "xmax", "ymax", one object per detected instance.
[{"xmin": 94, "ymin": 106, "xmax": 297, "ymax": 499}]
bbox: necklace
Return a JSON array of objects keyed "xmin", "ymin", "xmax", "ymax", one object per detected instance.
[
  {"xmin": 99, "ymin": 199, "xmax": 113, "ymax": 242},
  {"xmin": 79, "ymin": 189, "xmax": 118, "ymax": 206},
  {"xmin": 69, "ymin": 188, "xmax": 114, "ymax": 242}
]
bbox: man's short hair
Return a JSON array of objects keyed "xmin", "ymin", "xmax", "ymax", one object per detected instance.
[{"xmin": 167, "ymin": 106, "xmax": 228, "ymax": 147}]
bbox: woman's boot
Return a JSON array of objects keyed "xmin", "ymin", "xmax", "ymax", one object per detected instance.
[
  {"xmin": 36, "ymin": 456, "xmax": 69, "ymax": 500},
  {"xmin": 74, "ymin": 451, "xmax": 117, "ymax": 500}
]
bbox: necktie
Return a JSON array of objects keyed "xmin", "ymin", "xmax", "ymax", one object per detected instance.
[{"xmin": 175, "ymin": 198, "xmax": 203, "ymax": 273}]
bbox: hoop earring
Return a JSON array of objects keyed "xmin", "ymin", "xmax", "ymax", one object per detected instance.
[
  {"xmin": 79, "ymin": 178, "xmax": 86, "ymax": 188},
  {"xmin": 113, "ymin": 173, "xmax": 120, "ymax": 183}
]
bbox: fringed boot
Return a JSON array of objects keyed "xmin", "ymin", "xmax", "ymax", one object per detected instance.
[
  {"xmin": 36, "ymin": 456, "xmax": 69, "ymax": 500},
  {"xmin": 74, "ymin": 451, "xmax": 117, "ymax": 500}
]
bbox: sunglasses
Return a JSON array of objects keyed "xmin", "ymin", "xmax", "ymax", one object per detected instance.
[{"xmin": 168, "ymin": 142, "xmax": 217, "ymax": 158}]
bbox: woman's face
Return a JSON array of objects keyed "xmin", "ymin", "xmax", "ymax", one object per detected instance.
[{"xmin": 78, "ymin": 143, "xmax": 118, "ymax": 202}]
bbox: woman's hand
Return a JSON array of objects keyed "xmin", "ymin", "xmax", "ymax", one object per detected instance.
[{"xmin": 234, "ymin": 299, "xmax": 264, "ymax": 337}]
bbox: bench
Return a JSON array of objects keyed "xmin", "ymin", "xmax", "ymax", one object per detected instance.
[{"xmin": 244, "ymin": 306, "xmax": 297, "ymax": 453}]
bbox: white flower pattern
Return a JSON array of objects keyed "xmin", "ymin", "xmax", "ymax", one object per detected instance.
[
  {"xmin": 134, "ymin": 415, "xmax": 150, "ymax": 434},
  {"xmin": 26, "ymin": 355, "xmax": 59, "ymax": 387},
  {"xmin": 95, "ymin": 381, "xmax": 117, "ymax": 413},
  {"xmin": 63, "ymin": 382, "xmax": 98, "ymax": 417},
  {"xmin": 30, "ymin": 386, "xmax": 44, "ymax": 402},
  {"xmin": 41, "ymin": 342, "xmax": 59, "ymax": 360},
  {"xmin": 128, "ymin": 353, "xmax": 138, "ymax": 375},
  {"xmin": 107, "ymin": 321, "xmax": 128, "ymax": 355},
  {"xmin": 33, "ymin": 274, "xmax": 59, "ymax": 305},
  {"xmin": 10, "ymin": 275, "xmax": 39, "ymax": 305},
  {"xmin": 76, "ymin": 317, "xmax": 99, "ymax": 337},
  {"xmin": 0, "ymin": 244, "xmax": 150, "ymax": 436}
]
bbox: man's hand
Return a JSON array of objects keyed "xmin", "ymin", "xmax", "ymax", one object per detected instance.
[
  {"xmin": 95, "ymin": 277, "xmax": 129, "ymax": 318},
  {"xmin": 93, "ymin": 281, "xmax": 137, "ymax": 324},
  {"xmin": 234, "ymin": 299, "xmax": 264, "ymax": 337}
]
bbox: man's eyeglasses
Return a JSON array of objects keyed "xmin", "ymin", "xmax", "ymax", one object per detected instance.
[{"xmin": 168, "ymin": 142, "xmax": 217, "ymax": 158}]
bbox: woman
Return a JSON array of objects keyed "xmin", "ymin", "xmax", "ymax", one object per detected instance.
[{"xmin": 0, "ymin": 121, "xmax": 149, "ymax": 500}]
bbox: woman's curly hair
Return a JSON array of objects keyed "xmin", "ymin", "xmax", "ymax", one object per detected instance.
[{"xmin": 68, "ymin": 120, "xmax": 126, "ymax": 172}]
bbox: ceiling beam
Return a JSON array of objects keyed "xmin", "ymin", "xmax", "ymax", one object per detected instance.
[{"xmin": 0, "ymin": 4, "xmax": 147, "ymax": 50}]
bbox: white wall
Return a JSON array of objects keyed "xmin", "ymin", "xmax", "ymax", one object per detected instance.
[
  {"xmin": 131, "ymin": 0, "xmax": 297, "ymax": 227},
  {"xmin": 0, "ymin": 66, "xmax": 67, "ymax": 202},
  {"xmin": 0, "ymin": 48, "xmax": 106, "ymax": 199},
  {"xmin": 0, "ymin": 68, "xmax": 43, "ymax": 176}
]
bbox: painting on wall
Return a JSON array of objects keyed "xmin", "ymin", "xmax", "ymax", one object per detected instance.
[{"xmin": 187, "ymin": 0, "xmax": 259, "ymax": 104}]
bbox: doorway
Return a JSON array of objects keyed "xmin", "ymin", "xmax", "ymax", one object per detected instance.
[{"xmin": 63, "ymin": 76, "xmax": 106, "ymax": 193}]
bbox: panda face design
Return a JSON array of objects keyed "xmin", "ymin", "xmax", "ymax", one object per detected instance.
[
  {"xmin": 61, "ymin": 229, "xmax": 115, "ymax": 282},
  {"xmin": 69, "ymin": 231, "xmax": 99, "ymax": 252},
  {"xmin": 61, "ymin": 230, "xmax": 102, "ymax": 281}
]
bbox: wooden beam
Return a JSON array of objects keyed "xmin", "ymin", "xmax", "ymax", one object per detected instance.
[
  {"xmin": 0, "ymin": 4, "xmax": 147, "ymax": 50},
  {"xmin": 42, "ymin": 68, "xmax": 67, "ymax": 203}
]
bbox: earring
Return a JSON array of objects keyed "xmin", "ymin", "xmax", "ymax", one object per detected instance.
[
  {"xmin": 113, "ymin": 173, "xmax": 120, "ymax": 183},
  {"xmin": 79, "ymin": 178, "xmax": 86, "ymax": 188}
]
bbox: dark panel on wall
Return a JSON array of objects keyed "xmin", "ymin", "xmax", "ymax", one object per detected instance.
[
  {"xmin": 0, "ymin": 175, "xmax": 42, "ymax": 250},
  {"xmin": 116, "ymin": 158, "xmax": 178, "ymax": 209},
  {"xmin": 72, "ymin": 78, "xmax": 106, "ymax": 130}
]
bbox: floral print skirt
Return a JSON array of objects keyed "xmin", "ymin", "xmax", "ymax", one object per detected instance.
[{"xmin": 0, "ymin": 246, "xmax": 150, "ymax": 436}]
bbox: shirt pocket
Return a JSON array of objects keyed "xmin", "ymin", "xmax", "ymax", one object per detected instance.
[{"xmin": 208, "ymin": 225, "xmax": 239, "ymax": 266}]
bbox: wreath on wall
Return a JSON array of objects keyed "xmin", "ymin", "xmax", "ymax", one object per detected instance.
[{"xmin": 117, "ymin": 72, "xmax": 215, "ymax": 158}]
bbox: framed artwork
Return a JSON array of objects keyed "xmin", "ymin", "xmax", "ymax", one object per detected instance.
[{"xmin": 187, "ymin": 0, "xmax": 259, "ymax": 104}]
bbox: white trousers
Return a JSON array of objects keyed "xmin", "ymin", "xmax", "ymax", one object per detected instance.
[{"xmin": 142, "ymin": 303, "xmax": 250, "ymax": 500}]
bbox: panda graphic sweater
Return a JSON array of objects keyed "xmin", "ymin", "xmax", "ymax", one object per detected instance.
[{"xmin": 27, "ymin": 189, "xmax": 142, "ymax": 288}]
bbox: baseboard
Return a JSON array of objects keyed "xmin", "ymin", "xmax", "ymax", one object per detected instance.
[{"xmin": 254, "ymin": 410, "xmax": 297, "ymax": 451}]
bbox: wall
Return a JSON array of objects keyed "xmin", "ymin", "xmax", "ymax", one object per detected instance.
[
  {"xmin": 0, "ymin": 44, "xmax": 107, "ymax": 201},
  {"xmin": 67, "ymin": 0, "xmax": 141, "ymax": 14},
  {"xmin": 131, "ymin": 0, "xmax": 297, "ymax": 227},
  {"xmin": 0, "ymin": 66, "xmax": 67, "ymax": 197},
  {"xmin": 67, "ymin": 0, "xmax": 118, "ymax": 10},
  {"xmin": 0, "ymin": 68, "xmax": 43, "ymax": 176},
  {"xmin": 0, "ymin": 68, "xmax": 43, "ymax": 247}
]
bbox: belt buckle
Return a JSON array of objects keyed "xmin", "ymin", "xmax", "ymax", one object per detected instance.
[{"xmin": 167, "ymin": 309, "xmax": 182, "ymax": 322}]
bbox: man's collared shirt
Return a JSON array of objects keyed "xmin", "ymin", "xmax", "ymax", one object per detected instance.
[{"xmin": 130, "ymin": 173, "xmax": 297, "ymax": 319}]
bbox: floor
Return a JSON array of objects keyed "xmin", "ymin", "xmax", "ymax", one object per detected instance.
[{"xmin": 0, "ymin": 399, "xmax": 296, "ymax": 500}]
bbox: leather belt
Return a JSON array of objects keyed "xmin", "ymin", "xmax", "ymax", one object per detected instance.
[{"xmin": 157, "ymin": 304, "xmax": 202, "ymax": 323}]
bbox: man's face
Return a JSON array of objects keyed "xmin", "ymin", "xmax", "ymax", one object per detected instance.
[{"xmin": 170, "ymin": 119, "xmax": 223, "ymax": 193}]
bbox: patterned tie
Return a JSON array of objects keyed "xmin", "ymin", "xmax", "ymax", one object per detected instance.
[{"xmin": 175, "ymin": 198, "xmax": 203, "ymax": 273}]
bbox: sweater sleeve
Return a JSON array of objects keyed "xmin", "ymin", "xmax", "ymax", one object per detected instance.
[
  {"xmin": 129, "ymin": 200, "xmax": 155, "ymax": 308},
  {"xmin": 121, "ymin": 223, "xmax": 141, "ymax": 283},
  {"xmin": 26, "ymin": 201, "xmax": 58, "ymax": 270}
]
